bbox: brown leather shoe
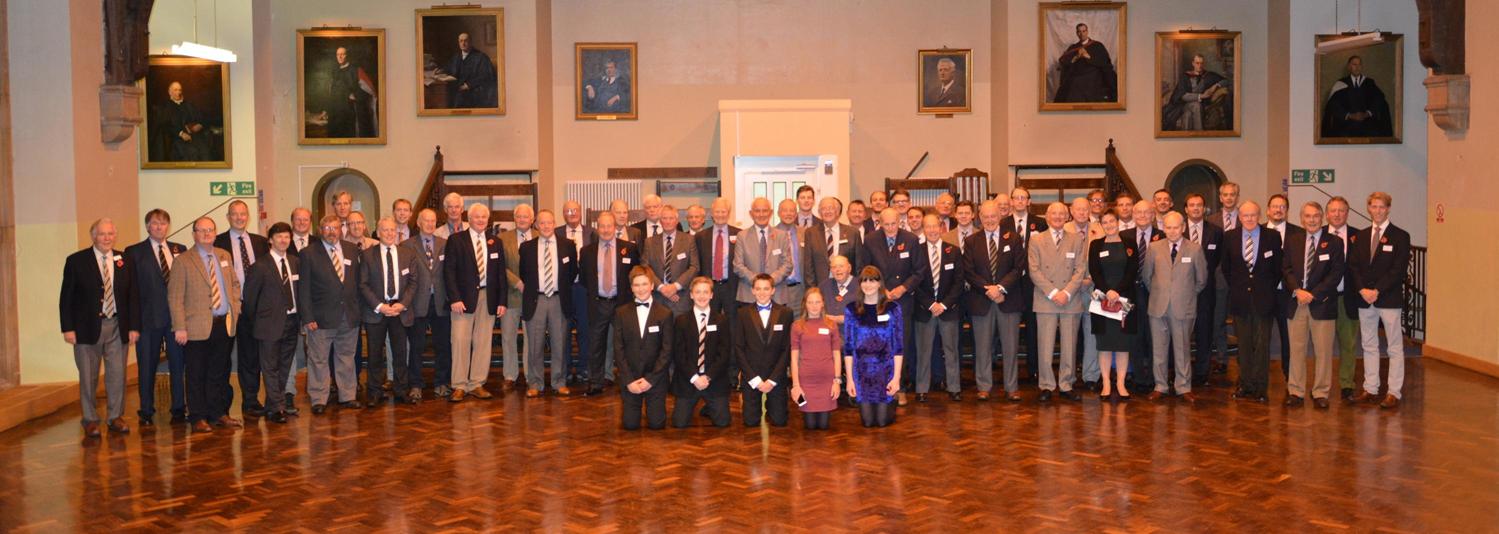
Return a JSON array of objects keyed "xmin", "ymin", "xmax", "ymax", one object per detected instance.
[
  {"xmin": 556, "ymin": 387, "xmax": 572, "ymax": 397},
  {"xmin": 1146, "ymin": 391, "xmax": 1164, "ymax": 401},
  {"xmin": 1379, "ymin": 394, "xmax": 1401, "ymax": 409},
  {"xmin": 470, "ymin": 387, "xmax": 494, "ymax": 399},
  {"xmin": 449, "ymin": 389, "xmax": 466, "ymax": 403},
  {"xmin": 526, "ymin": 388, "xmax": 541, "ymax": 398},
  {"xmin": 192, "ymin": 420, "xmax": 213, "ymax": 433},
  {"xmin": 1006, "ymin": 391, "xmax": 1023, "ymax": 402},
  {"xmin": 216, "ymin": 416, "xmax": 243, "ymax": 428},
  {"xmin": 1180, "ymin": 392, "xmax": 1198, "ymax": 404},
  {"xmin": 1348, "ymin": 390, "xmax": 1377, "ymax": 404},
  {"xmin": 82, "ymin": 422, "xmax": 101, "ymax": 438},
  {"xmin": 503, "ymin": 379, "xmax": 517, "ymax": 391},
  {"xmin": 106, "ymin": 419, "xmax": 130, "ymax": 434},
  {"xmin": 976, "ymin": 391, "xmax": 990, "ymax": 401}
]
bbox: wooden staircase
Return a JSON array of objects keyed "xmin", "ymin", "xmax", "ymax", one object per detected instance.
[
  {"xmin": 416, "ymin": 146, "xmax": 539, "ymax": 224},
  {"xmin": 1012, "ymin": 139, "xmax": 1141, "ymax": 217}
]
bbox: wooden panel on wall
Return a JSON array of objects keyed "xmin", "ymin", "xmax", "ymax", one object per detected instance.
[
  {"xmin": 607, "ymin": 167, "xmax": 718, "ymax": 180},
  {"xmin": 0, "ymin": 0, "xmax": 19, "ymax": 391}
]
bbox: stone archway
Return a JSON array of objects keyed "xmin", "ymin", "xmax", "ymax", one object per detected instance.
[
  {"xmin": 310, "ymin": 167, "xmax": 381, "ymax": 233},
  {"xmin": 1165, "ymin": 159, "xmax": 1226, "ymax": 216}
]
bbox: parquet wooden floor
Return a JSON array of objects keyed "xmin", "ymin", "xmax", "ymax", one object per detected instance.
[{"xmin": 1, "ymin": 358, "xmax": 1496, "ymax": 532}]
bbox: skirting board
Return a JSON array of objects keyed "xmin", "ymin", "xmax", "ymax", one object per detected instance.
[
  {"xmin": 1423, "ymin": 344, "xmax": 1499, "ymax": 380},
  {"xmin": 0, "ymin": 362, "xmax": 139, "ymax": 435}
]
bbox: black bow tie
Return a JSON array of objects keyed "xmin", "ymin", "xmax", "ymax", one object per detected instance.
[{"xmin": 636, "ymin": 301, "xmax": 650, "ymax": 308}]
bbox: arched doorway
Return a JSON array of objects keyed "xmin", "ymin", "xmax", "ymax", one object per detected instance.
[
  {"xmin": 310, "ymin": 167, "xmax": 381, "ymax": 230},
  {"xmin": 1165, "ymin": 159, "xmax": 1226, "ymax": 215}
]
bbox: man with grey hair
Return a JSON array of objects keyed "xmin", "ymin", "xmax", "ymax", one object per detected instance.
[
  {"xmin": 924, "ymin": 56, "xmax": 965, "ymax": 108},
  {"xmin": 632, "ymin": 194, "xmax": 672, "ymax": 239},
  {"xmin": 1140, "ymin": 211, "xmax": 1208, "ymax": 402},
  {"xmin": 61, "ymin": 218, "xmax": 137, "ymax": 437},
  {"xmin": 685, "ymin": 204, "xmax": 709, "ymax": 236},
  {"xmin": 610, "ymin": 199, "xmax": 644, "ymax": 243},
  {"xmin": 645, "ymin": 204, "xmax": 698, "ymax": 315},
  {"xmin": 1029, "ymin": 203, "xmax": 1087, "ymax": 402},
  {"xmin": 444, "ymin": 203, "xmax": 507, "ymax": 401},
  {"xmin": 497, "ymin": 204, "xmax": 534, "ymax": 390},
  {"xmin": 434, "ymin": 192, "xmax": 468, "ymax": 239},
  {"xmin": 359, "ymin": 217, "xmax": 418, "ymax": 406},
  {"xmin": 1121, "ymin": 199, "xmax": 1162, "ymax": 392}
]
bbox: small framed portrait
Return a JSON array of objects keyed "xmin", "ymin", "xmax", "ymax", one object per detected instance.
[
  {"xmin": 575, "ymin": 42, "xmax": 637, "ymax": 120},
  {"xmin": 1155, "ymin": 30, "xmax": 1241, "ymax": 138},
  {"xmin": 416, "ymin": 7, "xmax": 504, "ymax": 116},
  {"xmin": 139, "ymin": 55, "xmax": 230, "ymax": 169},
  {"xmin": 297, "ymin": 28, "xmax": 387, "ymax": 145},
  {"xmin": 1315, "ymin": 33, "xmax": 1403, "ymax": 145},
  {"xmin": 1039, "ymin": 2, "xmax": 1127, "ymax": 111},
  {"xmin": 917, "ymin": 48, "xmax": 972, "ymax": 114}
]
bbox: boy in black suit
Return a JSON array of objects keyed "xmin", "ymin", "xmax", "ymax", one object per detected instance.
[
  {"xmin": 672, "ymin": 277, "xmax": 732, "ymax": 427},
  {"xmin": 1347, "ymin": 192, "xmax": 1411, "ymax": 409},
  {"xmin": 613, "ymin": 266, "xmax": 673, "ymax": 430},
  {"xmin": 734, "ymin": 274, "xmax": 795, "ymax": 427}
]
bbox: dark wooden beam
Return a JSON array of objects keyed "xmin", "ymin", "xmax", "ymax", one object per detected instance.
[
  {"xmin": 607, "ymin": 167, "xmax": 718, "ymax": 180},
  {"xmin": 1416, "ymin": 0, "xmax": 1464, "ymax": 75}
]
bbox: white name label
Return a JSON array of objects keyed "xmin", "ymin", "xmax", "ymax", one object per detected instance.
[
  {"xmin": 489, "ymin": 253, "xmax": 499, "ymax": 259},
  {"xmin": 818, "ymin": 327, "xmax": 830, "ymax": 335},
  {"xmin": 877, "ymin": 314, "xmax": 890, "ymax": 322},
  {"xmin": 342, "ymin": 259, "xmax": 352, "ymax": 266},
  {"xmin": 622, "ymin": 258, "xmax": 632, "ymax": 264},
  {"xmin": 1207, "ymin": 244, "xmax": 1218, "ymax": 250},
  {"xmin": 1181, "ymin": 257, "xmax": 1192, "ymax": 263},
  {"xmin": 771, "ymin": 249, "xmax": 782, "ymax": 256},
  {"xmin": 290, "ymin": 274, "xmax": 300, "ymax": 281},
  {"xmin": 561, "ymin": 256, "xmax": 570, "ymax": 264},
  {"xmin": 899, "ymin": 252, "xmax": 909, "ymax": 259},
  {"xmin": 1263, "ymin": 251, "xmax": 1274, "ymax": 259},
  {"xmin": 1065, "ymin": 252, "xmax": 1076, "ymax": 259},
  {"xmin": 772, "ymin": 324, "xmax": 784, "ymax": 331},
  {"xmin": 647, "ymin": 325, "xmax": 660, "ymax": 333},
  {"xmin": 1099, "ymin": 250, "xmax": 1110, "ymax": 258},
  {"xmin": 706, "ymin": 324, "xmax": 718, "ymax": 332},
  {"xmin": 676, "ymin": 252, "xmax": 687, "ymax": 260},
  {"xmin": 1382, "ymin": 245, "xmax": 1394, "ymax": 252},
  {"xmin": 944, "ymin": 263, "xmax": 954, "ymax": 271},
  {"xmin": 1318, "ymin": 253, "xmax": 1330, "ymax": 261},
  {"xmin": 220, "ymin": 260, "xmax": 230, "ymax": 268},
  {"xmin": 1003, "ymin": 245, "xmax": 1011, "ymax": 253},
  {"xmin": 729, "ymin": 235, "xmax": 737, "ymax": 243},
  {"xmin": 401, "ymin": 268, "xmax": 410, "ymax": 276},
  {"xmin": 439, "ymin": 254, "xmax": 445, "ymax": 261}
]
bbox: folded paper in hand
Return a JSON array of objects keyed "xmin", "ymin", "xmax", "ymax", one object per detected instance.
[{"xmin": 1089, "ymin": 290, "xmax": 1133, "ymax": 323}]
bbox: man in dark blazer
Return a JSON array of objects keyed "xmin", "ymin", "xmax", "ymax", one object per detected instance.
[
  {"xmin": 240, "ymin": 222, "xmax": 301, "ymax": 423},
  {"xmin": 913, "ymin": 214, "xmax": 965, "ymax": 402},
  {"xmin": 578, "ymin": 212, "xmax": 639, "ymax": 396},
  {"xmin": 644, "ymin": 206, "xmax": 697, "ymax": 315},
  {"xmin": 630, "ymin": 194, "xmax": 680, "ymax": 241},
  {"xmin": 805, "ymin": 196, "xmax": 863, "ymax": 284},
  {"xmin": 613, "ymin": 266, "xmax": 674, "ymax": 430},
  {"xmin": 963, "ymin": 201, "xmax": 1027, "ymax": 401},
  {"xmin": 1208, "ymin": 182, "xmax": 1242, "ymax": 381},
  {"xmin": 561, "ymin": 200, "xmax": 596, "ymax": 383},
  {"xmin": 402, "ymin": 209, "xmax": 450, "ymax": 400},
  {"xmin": 1346, "ymin": 192, "xmax": 1410, "ymax": 409},
  {"xmin": 289, "ymin": 207, "xmax": 314, "ymax": 258},
  {"xmin": 1000, "ymin": 188, "xmax": 1048, "ymax": 381},
  {"xmin": 60, "ymin": 218, "xmax": 136, "ymax": 437},
  {"xmin": 360, "ymin": 217, "xmax": 418, "ymax": 406},
  {"xmin": 299, "ymin": 215, "xmax": 363, "ymax": 413},
  {"xmin": 1182, "ymin": 194, "xmax": 1224, "ymax": 387},
  {"xmin": 1265, "ymin": 194, "xmax": 1304, "ymax": 378},
  {"xmin": 124, "ymin": 209, "xmax": 187, "ymax": 426},
  {"xmin": 1120, "ymin": 201, "xmax": 1164, "ymax": 391},
  {"xmin": 861, "ymin": 207, "xmax": 928, "ymax": 405},
  {"xmin": 734, "ymin": 274, "xmax": 794, "ymax": 427},
  {"xmin": 673, "ymin": 276, "xmax": 733, "ymax": 427},
  {"xmin": 443, "ymin": 204, "xmax": 509, "ymax": 402},
  {"xmin": 1221, "ymin": 201, "xmax": 1281, "ymax": 403},
  {"xmin": 696, "ymin": 198, "xmax": 740, "ymax": 318},
  {"xmin": 1279, "ymin": 202, "xmax": 1345, "ymax": 409},
  {"xmin": 1324, "ymin": 197, "xmax": 1363, "ymax": 400},
  {"xmin": 213, "ymin": 200, "xmax": 271, "ymax": 416},
  {"xmin": 519, "ymin": 210, "xmax": 578, "ymax": 397}
]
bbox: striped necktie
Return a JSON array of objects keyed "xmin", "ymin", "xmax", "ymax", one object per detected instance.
[
  {"xmin": 697, "ymin": 312, "xmax": 707, "ymax": 374},
  {"xmin": 100, "ymin": 253, "xmax": 115, "ymax": 317}
]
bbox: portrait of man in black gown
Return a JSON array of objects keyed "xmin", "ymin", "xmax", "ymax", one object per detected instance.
[
  {"xmin": 1320, "ymin": 55, "xmax": 1396, "ymax": 140},
  {"xmin": 298, "ymin": 29, "xmax": 385, "ymax": 145},
  {"xmin": 418, "ymin": 8, "xmax": 504, "ymax": 115},
  {"xmin": 141, "ymin": 56, "xmax": 228, "ymax": 168},
  {"xmin": 576, "ymin": 43, "xmax": 637, "ymax": 120},
  {"xmin": 1040, "ymin": 2, "xmax": 1126, "ymax": 111},
  {"xmin": 1055, "ymin": 23, "xmax": 1117, "ymax": 103}
]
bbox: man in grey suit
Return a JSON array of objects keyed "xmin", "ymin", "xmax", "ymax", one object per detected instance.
[
  {"xmin": 731, "ymin": 197, "xmax": 793, "ymax": 305},
  {"xmin": 805, "ymin": 196, "xmax": 862, "ymax": 284},
  {"xmin": 774, "ymin": 199, "xmax": 809, "ymax": 315},
  {"xmin": 359, "ymin": 217, "xmax": 418, "ymax": 406},
  {"xmin": 299, "ymin": 215, "xmax": 363, "ymax": 413},
  {"xmin": 609, "ymin": 199, "xmax": 645, "ymax": 244},
  {"xmin": 401, "ymin": 209, "xmax": 450, "ymax": 400},
  {"xmin": 1028, "ymin": 203, "xmax": 1088, "ymax": 402},
  {"xmin": 644, "ymin": 205, "xmax": 698, "ymax": 314},
  {"xmin": 496, "ymin": 204, "xmax": 533, "ymax": 391},
  {"xmin": 1140, "ymin": 212, "xmax": 1208, "ymax": 402}
]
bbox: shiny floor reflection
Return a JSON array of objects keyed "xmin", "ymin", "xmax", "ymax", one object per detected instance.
[{"xmin": 1, "ymin": 358, "xmax": 1496, "ymax": 531}]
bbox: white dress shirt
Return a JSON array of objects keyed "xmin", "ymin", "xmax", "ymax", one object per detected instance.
[
  {"xmin": 151, "ymin": 238, "xmax": 174, "ymax": 270},
  {"xmin": 270, "ymin": 249, "xmax": 297, "ymax": 314},
  {"xmin": 635, "ymin": 297, "xmax": 653, "ymax": 336}
]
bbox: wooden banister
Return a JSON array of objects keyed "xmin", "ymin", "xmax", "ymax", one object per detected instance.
[
  {"xmin": 1103, "ymin": 139, "xmax": 1141, "ymax": 202},
  {"xmin": 417, "ymin": 146, "xmax": 445, "ymax": 214}
]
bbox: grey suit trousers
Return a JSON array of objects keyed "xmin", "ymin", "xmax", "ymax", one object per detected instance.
[
  {"xmin": 305, "ymin": 324, "xmax": 359, "ymax": 404},
  {"xmin": 915, "ymin": 313, "xmax": 960, "ymax": 393},
  {"xmin": 971, "ymin": 306, "xmax": 1021, "ymax": 393},
  {"xmin": 1036, "ymin": 312, "xmax": 1080, "ymax": 392},
  {"xmin": 74, "ymin": 317, "xmax": 126, "ymax": 424},
  {"xmin": 524, "ymin": 293, "xmax": 569, "ymax": 390},
  {"xmin": 1149, "ymin": 316, "xmax": 1194, "ymax": 394}
]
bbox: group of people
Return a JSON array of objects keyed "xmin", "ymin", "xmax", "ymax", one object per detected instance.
[{"xmin": 59, "ymin": 181, "xmax": 1412, "ymax": 437}]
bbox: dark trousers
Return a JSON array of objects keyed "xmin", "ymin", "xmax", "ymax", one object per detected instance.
[
  {"xmin": 135, "ymin": 325, "xmax": 186, "ymax": 419},
  {"xmin": 234, "ymin": 315, "xmax": 261, "ymax": 409},
  {"xmin": 1021, "ymin": 309, "xmax": 1038, "ymax": 378},
  {"xmin": 407, "ymin": 313, "xmax": 452, "ymax": 389},
  {"xmin": 895, "ymin": 294, "xmax": 916, "ymax": 389},
  {"xmin": 672, "ymin": 390, "xmax": 730, "ymax": 427},
  {"xmin": 586, "ymin": 296, "xmax": 624, "ymax": 387},
  {"xmin": 365, "ymin": 315, "xmax": 410, "ymax": 398},
  {"xmin": 185, "ymin": 316, "xmax": 233, "ymax": 423},
  {"xmin": 1276, "ymin": 313, "xmax": 1291, "ymax": 377},
  {"xmin": 1191, "ymin": 286, "xmax": 1217, "ymax": 384},
  {"xmin": 568, "ymin": 284, "xmax": 590, "ymax": 380},
  {"xmin": 620, "ymin": 386, "xmax": 668, "ymax": 430},
  {"xmin": 712, "ymin": 281, "xmax": 737, "ymax": 382},
  {"xmin": 741, "ymin": 379, "xmax": 789, "ymax": 427},
  {"xmin": 1128, "ymin": 282, "xmax": 1154, "ymax": 388},
  {"xmin": 1233, "ymin": 312, "xmax": 1273, "ymax": 396},
  {"xmin": 258, "ymin": 313, "xmax": 299, "ymax": 413}
]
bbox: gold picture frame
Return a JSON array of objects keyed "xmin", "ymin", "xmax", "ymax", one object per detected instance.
[
  {"xmin": 416, "ymin": 7, "xmax": 505, "ymax": 116},
  {"xmin": 1038, "ymin": 1, "xmax": 1127, "ymax": 111},
  {"xmin": 575, "ymin": 42, "xmax": 638, "ymax": 120},
  {"xmin": 1155, "ymin": 30, "xmax": 1241, "ymax": 138},
  {"xmin": 138, "ymin": 55, "xmax": 231, "ymax": 169},
  {"xmin": 1314, "ymin": 33, "xmax": 1403, "ymax": 145},
  {"xmin": 917, "ymin": 48, "xmax": 972, "ymax": 114},
  {"xmin": 297, "ymin": 28, "xmax": 387, "ymax": 145}
]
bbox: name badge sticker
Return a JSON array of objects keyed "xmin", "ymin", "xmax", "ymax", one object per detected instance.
[
  {"xmin": 944, "ymin": 263, "xmax": 954, "ymax": 271},
  {"xmin": 677, "ymin": 252, "xmax": 687, "ymax": 260},
  {"xmin": 647, "ymin": 325, "xmax": 660, "ymax": 333},
  {"xmin": 1100, "ymin": 250, "xmax": 1110, "ymax": 258},
  {"xmin": 622, "ymin": 257, "xmax": 632, "ymax": 264},
  {"xmin": 899, "ymin": 252, "xmax": 910, "ymax": 259},
  {"xmin": 729, "ymin": 235, "xmax": 737, "ymax": 243},
  {"xmin": 1003, "ymin": 245, "xmax": 1012, "ymax": 253},
  {"xmin": 1318, "ymin": 253, "xmax": 1330, "ymax": 261},
  {"xmin": 561, "ymin": 256, "xmax": 570, "ymax": 264},
  {"xmin": 1263, "ymin": 250, "xmax": 1274, "ymax": 259},
  {"xmin": 1207, "ymin": 244, "xmax": 1218, "ymax": 250},
  {"xmin": 818, "ymin": 327, "xmax": 830, "ymax": 335},
  {"xmin": 439, "ymin": 254, "xmax": 445, "ymax": 261},
  {"xmin": 706, "ymin": 324, "xmax": 718, "ymax": 332},
  {"xmin": 401, "ymin": 268, "xmax": 410, "ymax": 276},
  {"xmin": 219, "ymin": 260, "xmax": 229, "ymax": 268},
  {"xmin": 773, "ymin": 324, "xmax": 784, "ymax": 331},
  {"xmin": 1382, "ymin": 245, "xmax": 1394, "ymax": 252},
  {"xmin": 290, "ymin": 274, "xmax": 300, "ymax": 281},
  {"xmin": 343, "ymin": 259, "xmax": 352, "ymax": 266},
  {"xmin": 1065, "ymin": 252, "xmax": 1076, "ymax": 259},
  {"xmin": 1181, "ymin": 257, "xmax": 1193, "ymax": 263},
  {"xmin": 771, "ymin": 249, "xmax": 782, "ymax": 256},
  {"xmin": 877, "ymin": 314, "xmax": 890, "ymax": 322},
  {"xmin": 489, "ymin": 253, "xmax": 499, "ymax": 259}
]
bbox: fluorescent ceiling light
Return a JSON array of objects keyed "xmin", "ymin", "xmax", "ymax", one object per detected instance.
[
  {"xmin": 171, "ymin": 42, "xmax": 237, "ymax": 63},
  {"xmin": 1316, "ymin": 32, "xmax": 1383, "ymax": 55}
]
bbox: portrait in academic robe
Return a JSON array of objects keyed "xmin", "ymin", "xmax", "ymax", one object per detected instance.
[
  {"xmin": 417, "ymin": 8, "xmax": 505, "ymax": 115},
  {"xmin": 1315, "ymin": 34, "xmax": 1403, "ymax": 145},
  {"xmin": 298, "ymin": 29, "xmax": 387, "ymax": 145},
  {"xmin": 1039, "ymin": 2, "xmax": 1126, "ymax": 111},
  {"xmin": 140, "ymin": 56, "xmax": 229, "ymax": 169}
]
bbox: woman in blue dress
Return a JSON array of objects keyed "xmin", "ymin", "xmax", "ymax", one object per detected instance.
[{"xmin": 842, "ymin": 266, "xmax": 904, "ymax": 428}]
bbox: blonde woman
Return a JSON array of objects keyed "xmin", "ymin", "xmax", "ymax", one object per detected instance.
[{"xmin": 791, "ymin": 288, "xmax": 842, "ymax": 430}]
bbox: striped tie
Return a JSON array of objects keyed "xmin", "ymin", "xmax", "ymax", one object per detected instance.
[
  {"xmin": 929, "ymin": 243, "xmax": 941, "ymax": 294},
  {"xmin": 1305, "ymin": 234, "xmax": 1316, "ymax": 286},
  {"xmin": 1191, "ymin": 224, "xmax": 1200, "ymax": 244},
  {"xmin": 697, "ymin": 312, "xmax": 707, "ymax": 374},
  {"xmin": 208, "ymin": 256, "xmax": 223, "ymax": 311},
  {"xmin": 101, "ymin": 254, "xmax": 115, "ymax": 317},
  {"xmin": 158, "ymin": 244, "xmax": 171, "ymax": 285},
  {"xmin": 541, "ymin": 239, "xmax": 555, "ymax": 295},
  {"xmin": 826, "ymin": 228, "xmax": 836, "ymax": 258},
  {"xmin": 662, "ymin": 234, "xmax": 674, "ymax": 285},
  {"xmin": 475, "ymin": 234, "xmax": 486, "ymax": 281},
  {"xmin": 331, "ymin": 246, "xmax": 345, "ymax": 282},
  {"xmin": 989, "ymin": 235, "xmax": 1001, "ymax": 280},
  {"xmin": 1243, "ymin": 235, "xmax": 1255, "ymax": 272}
]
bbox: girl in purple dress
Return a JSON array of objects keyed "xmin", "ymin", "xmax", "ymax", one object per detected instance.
[
  {"xmin": 791, "ymin": 288, "xmax": 842, "ymax": 430},
  {"xmin": 842, "ymin": 266, "xmax": 904, "ymax": 428}
]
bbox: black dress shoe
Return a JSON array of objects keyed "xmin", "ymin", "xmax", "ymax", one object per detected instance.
[
  {"xmin": 584, "ymin": 386, "xmax": 604, "ymax": 397},
  {"xmin": 1083, "ymin": 381, "xmax": 1100, "ymax": 392},
  {"xmin": 948, "ymin": 392, "xmax": 962, "ymax": 402},
  {"xmin": 915, "ymin": 393, "xmax": 928, "ymax": 403},
  {"xmin": 244, "ymin": 405, "xmax": 266, "ymax": 418},
  {"xmin": 170, "ymin": 414, "xmax": 187, "ymax": 425},
  {"xmin": 1038, "ymin": 390, "xmax": 1053, "ymax": 403},
  {"xmin": 1313, "ymin": 397, "xmax": 1330, "ymax": 409},
  {"xmin": 139, "ymin": 417, "xmax": 155, "ymax": 428},
  {"xmin": 311, "ymin": 404, "xmax": 327, "ymax": 415},
  {"xmin": 1059, "ymin": 390, "xmax": 1080, "ymax": 401},
  {"xmin": 284, "ymin": 406, "xmax": 300, "ymax": 416},
  {"xmin": 268, "ymin": 411, "xmax": 289, "ymax": 424},
  {"xmin": 365, "ymin": 399, "xmax": 382, "ymax": 409},
  {"xmin": 285, "ymin": 393, "xmax": 295, "ymax": 407},
  {"xmin": 1285, "ymin": 395, "xmax": 1305, "ymax": 407},
  {"xmin": 1340, "ymin": 388, "xmax": 1355, "ymax": 401}
]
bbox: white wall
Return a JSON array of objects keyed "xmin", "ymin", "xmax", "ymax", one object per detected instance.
[{"xmin": 1287, "ymin": 0, "xmax": 1426, "ymax": 243}]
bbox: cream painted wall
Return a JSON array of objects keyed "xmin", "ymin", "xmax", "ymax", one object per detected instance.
[
  {"xmin": 1287, "ymin": 0, "xmax": 1426, "ymax": 244},
  {"xmin": 1004, "ymin": 0, "xmax": 1271, "ymax": 202},
  {"xmin": 144, "ymin": 0, "xmax": 261, "ymax": 238},
  {"xmin": 548, "ymin": 0, "xmax": 994, "ymax": 208},
  {"xmin": 1425, "ymin": 0, "xmax": 1498, "ymax": 367},
  {"xmin": 262, "ymin": 0, "xmax": 540, "ymax": 223}
]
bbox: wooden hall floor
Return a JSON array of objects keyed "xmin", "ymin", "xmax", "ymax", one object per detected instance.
[{"xmin": 0, "ymin": 359, "xmax": 1496, "ymax": 532}]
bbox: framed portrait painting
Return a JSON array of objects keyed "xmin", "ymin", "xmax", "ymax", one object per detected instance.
[
  {"xmin": 1314, "ymin": 33, "xmax": 1403, "ymax": 145},
  {"xmin": 917, "ymin": 49, "xmax": 972, "ymax": 114},
  {"xmin": 1039, "ymin": 2, "xmax": 1126, "ymax": 111},
  {"xmin": 139, "ymin": 55, "xmax": 230, "ymax": 169},
  {"xmin": 297, "ymin": 28, "xmax": 387, "ymax": 145},
  {"xmin": 1155, "ymin": 31, "xmax": 1240, "ymax": 138},
  {"xmin": 416, "ymin": 7, "xmax": 505, "ymax": 116},
  {"xmin": 575, "ymin": 42, "xmax": 637, "ymax": 120}
]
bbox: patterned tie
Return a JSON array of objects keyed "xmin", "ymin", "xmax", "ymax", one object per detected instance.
[
  {"xmin": 280, "ymin": 256, "xmax": 294, "ymax": 312},
  {"xmin": 760, "ymin": 228, "xmax": 769, "ymax": 267},
  {"xmin": 1370, "ymin": 225, "xmax": 1381, "ymax": 263},
  {"xmin": 1305, "ymin": 234, "xmax": 1316, "ymax": 286},
  {"xmin": 1054, "ymin": 229, "xmax": 1063, "ymax": 248},
  {"xmin": 1190, "ymin": 224, "xmax": 1200, "ymax": 244},
  {"xmin": 826, "ymin": 227, "xmax": 836, "ymax": 258},
  {"xmin": 474, "ymin": 234, "xmax": 486, "ymax": 282},
  {"xmin": 697, "ymin": 312, "xmax": 707, "ymax": 374},
  {"xmin": 208, "ymin": 253, "xmax": 224, "ymax": 311},
  {"xmin": 713, "ymin": 229, "xmax": 727, "ymax": 280},
  {"xmin": 385, "ymin": 247, "xmax": 397, "ymax": 300},
  {"xmin": 1138, "ymin": 229, "xmax": 1147, "ymax": 251},
  {"xmin": 158, "ymin": 243, "xmax": 171, "ymax": 284},
  {"xmin": 1243, "ymin": 234, "xmax": 1255, "ymax": 272},
  {"xmin": 601, "ymin": 241, "xmax": 614, "ymax": 297},
  {"xmin": 542, "ymin": 238, "xmax": 555, "ymax": 295},
  {"xmin": 100, "ymin": 253, "xmax": 115, "ymax": 317},
  {"xmin": 989, "ymin": 234, "xmax": 1001, "ymax": 280},
  {"xmin": 662, "ymin": 233, "xmax": 674, "ymax": 286},
  {"xmin": 650, "ymin": 223, "xmax": 659, "ymax": 238},
  {"xmin": 1018, "ymin": 218, "xmax": 1028, "ymax": 247},
  {"xmin": 929, "ymin": 243, "xmax": 941, "ymax": 294},
  {"xmin": 424, "ymin": 238, "xmax": 435, "ymax": 270},
  {"xmin": 330, "ymin": 245, "xmax": 345, "ymax": 282},
  {"xmin": 1171, "ymin": 242, "xmax": 1178, "ymax": 263},
  {"xmin": 238, "ymin": 235, "xmax": 253, "ymax": 277}
]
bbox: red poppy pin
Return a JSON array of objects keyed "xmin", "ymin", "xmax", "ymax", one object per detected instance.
[
  {"xmin": 1126, "ymin": 248, "xmax": 1134, "ymax": 257},
  {"xmin": 835, "ymin": 295, "xmax": 844, "ymax": 303},
  {"xmin": 620, "ymin": 247, "xmax": 628, "ymax": 256},
  {"xmin": 114, "ymin": 259, "xmax": 124, "ymax": 268},
  {"xmin": 1319, "ymin": 241, "xmax": 1329, "ymax": 250},
  {"xmin": 1349, "ymin": 235, "xmax": 1357, "ymax": 243},
  {"xmin": 487, "ymin": 239, "xmax": 495, "ymax": 246},
  {"xmin": 1380, "ymin": 236, "xmax": 1388, "ymax": 244},
  {"xmin": 1003, "ymin": 231, "xmax": 1012, "ymax": 240},
  {"xmin": 897, "ymin": 243, "xmax": 906, "ymax": 252},
  {"xmin": 944, "ymin": 246, "xmax": 953, "ymax": 254},
  {"xmin": 1152, "ymin": 234, "xmax": 1162, "ymax": 242}
]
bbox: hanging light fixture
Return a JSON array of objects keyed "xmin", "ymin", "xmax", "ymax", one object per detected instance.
[
  {"xmin": 171, "ymin": 0, "xmax": 237, "ymax": 62},
  {"xmin": 1316, "ymin": 0, "xmax": 1382, "ymax": 55}
]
